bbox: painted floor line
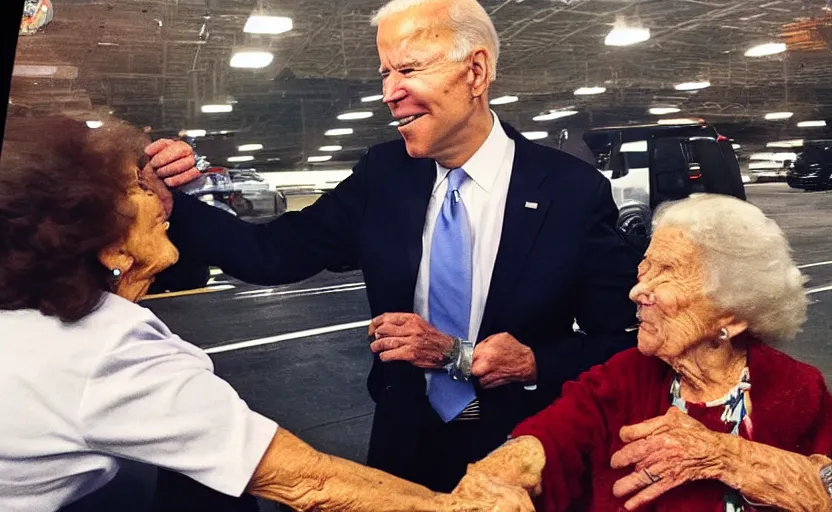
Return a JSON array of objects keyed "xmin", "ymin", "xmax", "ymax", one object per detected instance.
[
  {"xmin": 238, "ymin": 286, "xmax": 367, "ymax": 300},
  {"xmin": 142, "ymin": 284, "xmax": 236, "ymax": 301},
  {"xmin": 807, "ymin": 283, "xmax": 832, "ymax": 296},
  {"xmin": 236, "ymin": 282, "xmax": 365, "ymax": 297},
  {"xmin": 798, "ymin": 261, "xmax": 832, "ymax": 270},
  {"xmin": 205, "ymin": 320, "xmax": 371, "ymax": 355}
]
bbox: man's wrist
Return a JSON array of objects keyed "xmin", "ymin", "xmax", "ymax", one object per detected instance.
[{"xmin": 522, "ymin": 346, "xmax": 538, "ymax": 384}]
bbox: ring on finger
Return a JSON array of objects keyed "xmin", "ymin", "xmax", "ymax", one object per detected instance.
[{"xmin": 643, "ymin": 468, "xmax": 662, "ymax": 484}]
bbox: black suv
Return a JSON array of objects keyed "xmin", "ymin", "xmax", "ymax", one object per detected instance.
[{"xmin": 786, "ymin": 140, "xmax": 832, "ymax": 191}]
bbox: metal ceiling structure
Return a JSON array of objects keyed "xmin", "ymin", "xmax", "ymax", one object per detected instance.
[{"xmin": 10, "ymin": 0, "xmax": 832, "ymax": 172}]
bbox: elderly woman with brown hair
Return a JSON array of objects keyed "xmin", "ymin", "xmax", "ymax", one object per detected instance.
[
  {"xmin": 0, "ymin": 115, "xmax": 532, "ymax": 512},
  {"xmin": 452, "ymin": 194, "xmax": 832, "ymax": 511}
]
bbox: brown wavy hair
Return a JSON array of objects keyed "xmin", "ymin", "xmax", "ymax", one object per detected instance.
[{"xmin": 0, "ymin": 115, "xmax": 150, "ymax": 322}]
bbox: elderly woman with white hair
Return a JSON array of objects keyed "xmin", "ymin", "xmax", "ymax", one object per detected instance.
[{"xmin": 452, "ymin": 194, "xmax": 832, "ymax": 511}]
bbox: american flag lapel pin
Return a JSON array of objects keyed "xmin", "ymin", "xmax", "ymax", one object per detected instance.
[{"xmin": 524, "ymin": 201, "xmax": 538, "ymax": 210}]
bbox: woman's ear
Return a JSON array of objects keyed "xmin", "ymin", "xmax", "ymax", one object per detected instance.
[
  {"xmin": 718, "ymin": 315, "xmax": 749, "ymax": 339},
  {"xmin": 97, "ymin": 245, "xmax": 135, "ymax": 276}
]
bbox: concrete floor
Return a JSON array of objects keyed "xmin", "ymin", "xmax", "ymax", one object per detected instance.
[{"xmin": 143, "ymin": 182, "xmax": 832, "ymax": 473}]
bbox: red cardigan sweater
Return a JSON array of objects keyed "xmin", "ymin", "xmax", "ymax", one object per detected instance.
[{"xmin": 512, "ymin": 340, "xmax": 832, "ymax": 511}]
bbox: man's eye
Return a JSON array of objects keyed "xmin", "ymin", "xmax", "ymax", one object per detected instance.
[{"xmin": 400, "ymin": 68, "xmax": 414, "ymax": 75}]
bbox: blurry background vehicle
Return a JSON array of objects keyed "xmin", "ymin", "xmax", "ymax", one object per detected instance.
[
  {"xmin": 228, "ymin": 169, "xmax": 288, "ymax": 222},
  {"xmin": 786, "ymin": 140, "xmax": 832, "ymax": 191}
]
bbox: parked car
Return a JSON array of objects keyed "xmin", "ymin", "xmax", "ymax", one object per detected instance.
[
  {"xmin": 227, "ymin": 169, "xmax": 287, "ymax": 221},
  {"xmin": 573, "ymin": 122, "xmax": 746, "ymax": 250},
  {"xmin": 786, "ymin": 140, "xmax": 832, "ymax": 191}
]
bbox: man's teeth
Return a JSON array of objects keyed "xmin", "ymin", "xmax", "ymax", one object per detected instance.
[{"xmin": 398, "ymin": 114, "xmax": 422, "ymax": 127}]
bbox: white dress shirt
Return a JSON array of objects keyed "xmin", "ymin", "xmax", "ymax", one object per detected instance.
[
  {"xmin": 413, "ymin": 112, "xmax": 515, "ymax": 342},
  {"xmin": 0, "ymin": 293, "xmax": 277, "ymax": 512}
]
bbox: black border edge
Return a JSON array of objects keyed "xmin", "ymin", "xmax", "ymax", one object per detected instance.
[{"xmin": 0, "ymin": 1, "xmax": 25, "ymax": 150}]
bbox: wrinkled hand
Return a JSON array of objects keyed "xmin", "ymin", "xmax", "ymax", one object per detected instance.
[
  {"xmin": 145, "ymin": 139, "xmax": 201, "ymax": 188},
  {"xmin": 451, "ymin": 472, "xmax": 535, "ymax": 512},
  {"xmin": 369, "ymin": 313, "xmax": 453, "ymax": 369},
  {"xmin": 471, "ymin": 333, "xmax": 536, "ymax": 389},
  {"xmin": 610, "ymin": 407, "xmax": 725, "ymax": 510}
]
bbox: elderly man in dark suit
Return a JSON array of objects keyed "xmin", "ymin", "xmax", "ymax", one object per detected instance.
[{"xmin": 146, "ymin": 0, "xmax": 639, "ymax": 494}]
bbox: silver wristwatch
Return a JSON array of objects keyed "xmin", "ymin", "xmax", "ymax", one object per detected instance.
[{"xmin": 820, "ymin": 463, "xmax": 832, "ymax": 498}]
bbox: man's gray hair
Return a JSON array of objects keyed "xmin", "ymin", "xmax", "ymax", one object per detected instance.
[
  {"xmin": 371, "ymin": 0, "xmax": 500, "ymax": 82},
  {"xmin": 652, "ymin": 194, "xmax": 808, "ymax": 344}
]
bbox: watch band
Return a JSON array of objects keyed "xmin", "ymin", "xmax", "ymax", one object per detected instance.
[{"xmin": 819, "ymin": 462, "xmax": 832, "ymax": 498}]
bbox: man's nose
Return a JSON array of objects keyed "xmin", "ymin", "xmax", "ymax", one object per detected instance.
[{"xmin": 383, "ymin": 79, "xmax": 406, "ymax": 104}]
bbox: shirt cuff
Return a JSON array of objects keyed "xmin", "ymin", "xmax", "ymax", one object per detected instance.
[{"xmin": 213, "ymin": 412, "xmax": 279, "ymax": 497}]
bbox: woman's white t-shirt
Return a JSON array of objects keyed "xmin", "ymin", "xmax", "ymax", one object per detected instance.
[{"xmin": 0, "ymin": 292, "xmax": 277, "ymax": 511}]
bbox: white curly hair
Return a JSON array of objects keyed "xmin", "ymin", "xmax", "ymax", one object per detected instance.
[
  {"xmin": 652, "ymin": 193, "xmax": 808, "ymax": 343},
  {"xmin": 371, "ymin": 0, "xmax": 500, "ymax": 82}
]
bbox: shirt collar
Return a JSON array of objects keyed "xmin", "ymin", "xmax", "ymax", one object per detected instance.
[{"xmin": 434, "ymin": 111, "xmax": 510, "ymax": 193}]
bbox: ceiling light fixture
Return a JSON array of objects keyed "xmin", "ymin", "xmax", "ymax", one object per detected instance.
[
  {"xmin": 764, "ymin": 111, "xmax": 794, "ymax": 120},
  {"xmin": 319, "ymin": 145, "xmax": 342, "ymax": 151},
  {"xmin": 604, "ymin": 26, "xmax": 650, "ymax": 47},
  {"xmin": 243, "ymin": 15, "xmax": 293, "ymax": 35},
  {"xmin": 766, "ymin": 139, "xmax": 804, "ymax": 148},
  {"xmin": 201, "ymin": 104, "xmax": 233, "ymax": 113},
  {"xmin": 238, "ymin": 144, "xmax": 264, "ymax": 152},
  {"xmin": 308, "ymin": 155, "xmax": 333, "ymax": 163},
  {"xmin": 657, "ymin": 118, "xmax": 701, "ymax": 125},
  {"xmin": 361, "ymin": 94, "xmax": 384, "ymax": 102},
  {"xmin": 674, "ymin": 81, "xmax": 711, "ymax": 91},
  {"xmin": 337, "ymin": 111, "xmax": 373, "ymax": 120},
  {"xmin": 325, "ymin": 128, "xmax": 354, "ymax": 136},
  {"xmin": 649, "ymin": 106, "xmax": 681, "ymax": 115},
  {"xmin": 533, "ymin": 110, "xmax": 578, "ymax": 121},
  {"xmin": 86, "ymin": 120, "xmax": 103, "ymax": 129},
  {"xmin": 185, "ymin": 129, "xmax": 206, "ymax": 138},
  {"xmin": 521, "ymin": 131, "xmax": 548, "ymax": 140},
  {"xmin": 797, "ymin": 120, "xmax": 827, "ymax": 128},
  {"xmin": 389, "ymin": 121, "xmax": 400, "ymax": 127},
  {"xmin": 230, "ymin": 51, "xmax": 274, "ymax": 69},
  {"xmin": 574, "ymin": 87, "xmax": 607, "ymax": 96},
  {"xmin": 732, "ymin": 143, "xmax": 741, "ymax": 150},
  {"xmin": 490, "ymin": 95, "xmax": 519, "ymax": 105},
  {"xmin": 228, "ymin": 155, "xmax": 255, "ymax": 163},
  {"xmin": 744, "ymin": 42, "xmax": 786, "ymax": 57}
]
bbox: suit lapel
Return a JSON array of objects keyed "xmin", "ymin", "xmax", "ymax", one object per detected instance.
[
  {"xmin": 478, "ymin": 128, "xmax": 551, "ymax": 340},
  {"xmin": 396, "ymin": 157, "xmax": 435, "ymax": 296}
]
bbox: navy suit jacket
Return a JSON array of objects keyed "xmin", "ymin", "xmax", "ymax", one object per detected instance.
[{"xmin": 167, "ymin": 122, "xmax": 639, "ymax": 474}]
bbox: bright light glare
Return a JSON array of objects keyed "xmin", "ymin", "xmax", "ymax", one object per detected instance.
[
  {"xmin": 389, "ymin": 121, "xmax": 400, "ymax": 127},
  {"xmin": 675, "ymin": 81, "xmax": 710, "ymax": 91},
  {"xmin": 649, "ymin": 107, "xmax": 681, "ymax": 115},
  {"xmin": 308, "ymin": 155, "xmax": 333, "ymax": 163},
  {"xmin": 657, "ymin": 118, "xmax": 701, "ymax": 125},
  {"xmin": 764, "ymin": 112, "xmax": 794, "ymax": 120},
  {"xmin": 337, "ymin": 111, "xmax": 373, "ymax": 121},
  {"xmin": 185, "ymin": 129, "xmax": 206, "ymax": 138},
  {"xmin": 797, "ymin": 120, "xmax": 827, "ymax": 128},
  {"xmin": 605, "ymin": 26, "xmax": 650, "ymax": 47},
  {"xmin": 238, "ymin": 144, "xmax": 263, "ymax": 152},
  {"xmin": 574, "ymin": 87, "xmax": 607, "ymax": 96},
  {"xmin": 319, "ymin": 145, "xmax": 342, "ymax": 151},
  {"xmin": 230, "ymin": 51, "xmax": 274, "ymax": 69},
  {"xmin": 228, "ymin": 156, "xmax": 255, "ymax": 163},
  {"xmin": 201, "ymin": 104, "xmax": 233, "ymax": 113},
  {"xmin": 533, "ymin": 110, "xmax": 578, "ymax": 122},
  {"xmin": 243, "ymin": 16, "xmax": 293, "ymax": 35},
  {"xmin": 490, "ymin": 95, "xmax": 519, "ymax": 105},
  {"xmin": 325, "ymin": 128, "xmax": 354, "ymax": 136},
  {"xmin": 521, "ymin": 131, "xmax": 548, "ymax": 140},
  {"xmin": 86, "ymin": 120, "xmax": 103, "ymax": 129},
  {"xmin": 361, "ymin": 94, "xmax": 383, "ymax": 102},
  {"xmin": 744, "ymin": 42, "xmax": 786, "ymax": 57},
  {"xmin": 620, "ymin": 140, "xmax": 648, "ymax": 152},
  {"xmin": 766, "ymin": 139, "xmax": 804, "ymax": 148},
  {"xmin": 732, "ymin": 144, "xmax": 741, "ymax": 150}
]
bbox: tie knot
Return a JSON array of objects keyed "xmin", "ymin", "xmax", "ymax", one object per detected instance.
[{"xmin": 447, "ymin": 168, "xmax": 467, "ymax": 191}]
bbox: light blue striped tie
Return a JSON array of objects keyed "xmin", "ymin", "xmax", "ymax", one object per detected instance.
[{"xmin": 427, "ymin": 168, "xmax": 476, "ymax": 422}]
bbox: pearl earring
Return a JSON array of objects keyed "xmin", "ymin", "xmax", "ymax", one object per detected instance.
[{"xmin": 112, "ymin": 268, "xmax": 122, "ymax": 279}]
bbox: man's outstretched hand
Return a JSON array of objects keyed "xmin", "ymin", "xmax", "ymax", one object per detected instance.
[{"xmin": 145, "ymin": 139, "xmax": 201, "ymax": 188}]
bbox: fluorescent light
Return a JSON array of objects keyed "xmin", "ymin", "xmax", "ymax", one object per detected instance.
[
  {"xmin": 521, "ymin": 131, "xmax": 548, "ymax": 140},
  {"xmin": 185, "ymin": 129, "xmax": 206, "ymax": 138},
  {"xmin": 649, "ymin": 107, "xmax": 681, "ymax": 115},
  {"xmin": 657, "ymin": 118, "xmax": 701, "ymax": 125},
  {"xmin": 604, "ymin": 26, "xmax": 650, "ymax": 47},
  {"xmin": 361, "ymin": 94, "xmax": 383, "ymax": 102},
  {"xmin": 319, "ymin": 145, "xmax": 342, "ymax": 151},
  {"xmin": 675, "ymin": 81, "xmax": 710, "ymax": 91},
  {"xmin": 86, "ymin": 120, "xmax": 103, "ymax": 129},
  {"xmin": 308, "ymin": 155, "xmax": 333, "ymax": 163},
  {"xmin": 798, "ymin": 120, "xmax": 827, "ymax": 128},
  {"xmin": 533, "ymin": 110, "xmax": 578, "ymax": 121},
  {"xmin": 228, "ymin": 156, "xmax": 255, "ymax": 163},
  {"xmin": 574, "ymin": 87, "xmax": 606, "ymax": 96},
  {"xmin": 243, "ymin": 15, "xmax": 293, "ymax": 35},
  {"xmin": 238, "ymin": 144, "xmax": 263, "ymax": 152},
  {"xmin": 490, "ymin": 95, "xmax": 519, "ymax": 105},
  {"xmin": 337, "ymin": 111, "xmax": 373, "ymax": 121},
  {"xmin": 766, "ymin": 139, "xmax": 804, "ymax": 148},
  {"xmin": 230, "ymin": 51, "xmax": 274, "ymax": 69},
  {"xmin": 201, "ymin": 104, "xmax": 233, "ymax": 113},
  {"xmin": 325, "ymin": 128, "xmax": 354, "ymax": 136},
  {"xmin": 732, "ymin": 144, "xmax": 741, "ymax": 150},
  {"xmin": 389, "ymin": 121, "xmax": 400, "ymax": 127},
  {"xmin": 745, "ymin": 42, "xmax": 786, "ymax": 57},
  {"xmin": 765, "ymin": 112, "xmax": 793, "ymax": 120}
]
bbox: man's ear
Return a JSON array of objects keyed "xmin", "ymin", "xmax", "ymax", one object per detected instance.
[
  {"xmin": 469, "ymin": 48, "xmax": 491, "ymax": 98},
  {"xmin": 98, "ymin": 245, "xmax": 135, "ymax": 276}
]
